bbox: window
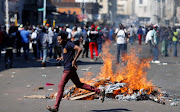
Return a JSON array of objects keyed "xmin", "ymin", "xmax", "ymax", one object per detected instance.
[{"xmin": 139, "ymin": 0, "xmax": 143, "ymax": 4}]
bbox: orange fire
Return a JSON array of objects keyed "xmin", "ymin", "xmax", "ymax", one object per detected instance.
[{"xmin": 69, "ymin": 41, "xmax": 155, "ymax": 99}]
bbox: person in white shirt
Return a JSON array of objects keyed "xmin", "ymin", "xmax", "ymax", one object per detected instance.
[
  {"xmin": 145, "ymin": 26, "xmax": 153, "ymax": 52},
  {"xmin": 65, "ymin": 24, "xmax": 72, "ymax": 40},
  {"xmin": 116, "ymin": 24, "xmax": 127, "ymax": 64},
  {"xmin": 31, "ymin": 29, "xmax": 38, "ymax": 59},
  {"xmin": 142, "ymin": 27, "xmax": 146, "ymax": 43}
]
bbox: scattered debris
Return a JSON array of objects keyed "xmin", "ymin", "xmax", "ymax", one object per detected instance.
[
  {"xmin": 48, "ymin": 92, "xmax": 58, "ymax": 99},
  {"xmin": 27, "ymin": 85, "xmax": 31, "ymax": 88},
  {"xmin": 57, "ymin": 66, "xmax": 61, "ymax": 68},
  {"xmin": 68, "ymin": 92, "xmax": 96, "ymax": 100},
  {"xmin": 162, "ymin": 63, "xmax": 167, "ymax": 65},
  {"xmin": 42, "ymin": 74, "xmax": 47, "ymax": 77},
  {"xmin": 39, "ymin": 67, "xmax": 45, "ymax": 70},
  {"xmin": 149, "ymin": 95, "xmax": 165, "ymax": 105},
  {"xmin": 81, "ymin": 67, "xmax": 92, "ymax": 71},
  {"xmin": 33, "ymin": 87, "xmax": 44, "ymax": 91},
  {"xmin": 24, "ymin": 95, "xmax": 46, "ymax": 99},
  {"xmin": 48, "ymin": 89, "xmax": 54, "ymax": 91},
  {"xmin": 38, "ymin": 87, "xmax": 44, "ymax": 90},
  {"xmin": 11, "ymin": 75, "xmax": 14, "ymax": 77},
  {"xmin": 12, "ymin": 72, "xmax": 16, "ymax": 74},
  {"xmin": 46, "ymin": 83, "xmax": 54, "ymax": 86},
  {"xmin": 170, "ymin": 102, "xmax": 178, "ymax": 106}
]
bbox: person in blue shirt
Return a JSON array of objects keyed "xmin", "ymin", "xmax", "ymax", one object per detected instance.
[
  {"xmin": 20, "ymin": 25, "xmax": 30, "ymax": 61},
  {"xmin": 46, "ymin": 32, "xmax": 105, "ymax": 112},
  {"xmin": 109, "ymin": 27, "xmax": 114, "ymax": 41}
]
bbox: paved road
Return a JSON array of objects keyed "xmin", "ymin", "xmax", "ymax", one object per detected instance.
[{"xmin": 0, "ymin": 41, "xmax": 180, "ymax": 112}]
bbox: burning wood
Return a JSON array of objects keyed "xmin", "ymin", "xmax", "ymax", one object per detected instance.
[{"xmin": 69, "ymin": 92, "xmax": 96, "ymax": 100}]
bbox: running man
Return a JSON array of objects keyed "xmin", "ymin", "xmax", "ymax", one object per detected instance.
[{"xmin": 46, "ymin": 32, "xmax": 105, "ymax": 112}]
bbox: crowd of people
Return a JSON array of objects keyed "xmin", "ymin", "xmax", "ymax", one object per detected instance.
[
  {"xmin": 116, "ymin": 23, "xmax": 180, "ymax": 64},
  {"xmin": 0, "ymin": 24, "xmax": 114, "ymax": 68},
  {"xmin": 0, "ymin": 23, "xmax": 180, "ymax": 68}
]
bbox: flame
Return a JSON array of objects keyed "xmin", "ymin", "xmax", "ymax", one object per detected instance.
[{"xmin": 67, "ymin": 41, "xmax": 155, "ymax": 99}]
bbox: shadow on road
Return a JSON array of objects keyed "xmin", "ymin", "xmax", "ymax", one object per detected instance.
[{"xmin": 90, "ymin": 108, "xmax": 132, "ymax": 112}]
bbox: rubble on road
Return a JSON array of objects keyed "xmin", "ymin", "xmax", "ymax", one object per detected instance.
[
  {"xmin": 46, "ymin": 83, "xmax": 54, "ymax": 86},
  {"xmin": 170, "ymin": 102, "xmax": 178, "ymax": 106},
  {"xmin": 42, "ymin": 74, "xmax": 47, "ymax": 77},
  {"xmin": 24, "ymin": 95, "xmax": 47, "ymax": 99},
  {"xmin": 81, "ymin": 67, "xmax": 92, "ymax": 71}
]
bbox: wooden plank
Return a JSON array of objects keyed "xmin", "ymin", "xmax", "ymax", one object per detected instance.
[
  {"xmin": 24, "ymin": 95, "xmax": 46, "ymax": 99},
  {"xmin": 69, "ymin": 92, "xmax": 96, "ymax": 100}
]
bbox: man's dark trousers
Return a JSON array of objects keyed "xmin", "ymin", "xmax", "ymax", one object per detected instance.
[{"xmin": 54, "ymin": 69, "xmax": 100, "ymax": 109}]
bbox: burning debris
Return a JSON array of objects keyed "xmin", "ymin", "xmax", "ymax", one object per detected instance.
[
  {"xmin": 24, "ymin": 41, "xmax": 179, "ymax": 106},
  {"xmin": 61, "ymin": 41, "xmax": 168, "ymax": 104}
]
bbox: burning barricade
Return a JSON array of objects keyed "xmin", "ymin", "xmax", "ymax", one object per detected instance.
[{"xmin": 61, "ymin": 41, "xmax": 166, "ymax": 104}]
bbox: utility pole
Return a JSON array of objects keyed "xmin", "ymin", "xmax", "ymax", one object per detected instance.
[
  {"xmin": 173, "ymin": 0, "xmax": 176, "ymax": 26},
  {"xmin": 5, "ymin": 0, "xmax": 9, "ymax": 33},
  {"xmin": 43, "ymin": 0, "xmax": 46, "ymax": 26},
  {"xmin": 160, "ymin": 0, "xmax": 163, "ymax": 24},
  {"xmin": 83, "ymin": 0, "xmax": 85, "ymax": 24}
]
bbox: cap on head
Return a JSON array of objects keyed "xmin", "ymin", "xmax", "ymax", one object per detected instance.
[
  {"xmin": 91, "ymin": 24, "xmax": 95, "ymax": 29},
  {"xmin": 153, "ymin": 25, "xmax": 158, "ymax": 28}
]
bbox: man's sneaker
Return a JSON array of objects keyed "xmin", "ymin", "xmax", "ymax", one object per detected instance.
[
  {"xmin": 100, "ymin": 89, "xmax": 105, "ymax": 103},
  {"xmin": 46, "ymin": 106, "xmax": 58, "ymax": 112}
]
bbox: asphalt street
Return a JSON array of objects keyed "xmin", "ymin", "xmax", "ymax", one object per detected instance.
[{"xmin": 0, "ymin": 41, "xmax": 180, "ymax": 112}]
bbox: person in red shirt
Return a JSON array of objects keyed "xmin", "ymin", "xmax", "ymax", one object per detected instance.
[{"xmin": 88, "ymin": 24, "xmax": 99, "ymax": 61}]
